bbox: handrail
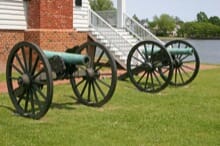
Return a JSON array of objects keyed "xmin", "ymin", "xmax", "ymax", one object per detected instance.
[
  {"xmin": 89, "ymin": 9, "xmax": 133, "ymax": 57},
  {"xmin": 96, "ymin": 10, "xmax": 117, "ymax": 27},
  {"xmin": 123, "ymin": 13, "xmax": 164, "ymax": 45}
]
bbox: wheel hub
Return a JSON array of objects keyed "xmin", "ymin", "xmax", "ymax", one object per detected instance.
[
  {"xmin": 17, "ymin": 74, "xmax": 31, "ymax": 86},
  {"xmin": 174, "ymin": 59, "xmax": 183, "ymax": 68},
  {"xmin": 86, "ymin": 68, "xmax": 98, "ymax": 79},
  {"xmin": 144, "ymin": 62, "xmax": 155, "ymax": 72}
]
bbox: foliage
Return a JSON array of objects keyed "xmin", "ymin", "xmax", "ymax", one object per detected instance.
[
  {"xmin": 152, "ymin": 14, "xmax": 176, "ymax": 36},
  {"xmin": 0, "ymin": 67, "xmax": 220, "ymax": 146},
  {"xmin": 89, "ymin": 0, "xmax": 115, "ymax": 11},
  {"xmin": 182, "ymin": 22, "xmax": 220, "ymax": 39},
  {"xmin": 209, "ymin": 16, "xmax": 220, "ymax": 26},
  {"xmin": 197, "ymin": 11, "xmax": 209, "ymax": 22}
]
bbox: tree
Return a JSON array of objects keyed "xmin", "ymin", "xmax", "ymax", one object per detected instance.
[
  {"xmin": 209, "ymin": 16, "xmax": 220, "ymax": 26},
  {"xmin": 153, "ymin": 14, "xmax": 176, "ymax": 36},
  {"xmin": 132, "ymin": 14, "xmax": 140, "ymax": 23},
  {"xmin": 197, "ymin": 11, "xmax": 208, "ymax": 22},
  {"xmin": 89, "ymin": 0, "xmax": 115, "ymax": 11}
]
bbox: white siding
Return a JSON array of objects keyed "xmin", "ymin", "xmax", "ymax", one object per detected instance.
[
  {"xmin": 73, "ymin": 0, "xmax": 90, "ymax": 31},
  {"xmin": 0, "ymin": 0, "xmax": 27, "ymax": 30}
]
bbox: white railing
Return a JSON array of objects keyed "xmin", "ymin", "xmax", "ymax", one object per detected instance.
[
  {"xmin": 96, "ymin": 10, "xmax": 117, "ymax": 27},
  {"xmin": 123, "ymin": 13, "xmax": 164, "ymax": 45},
  {"xmin": 89, "ymin": 9, "xmax": 133, "ymax": 57}
]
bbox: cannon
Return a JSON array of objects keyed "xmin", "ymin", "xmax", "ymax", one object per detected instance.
[
  {"xmin": 6, "ymin": 41, "xmax": 117, "ymax": 119},
  {"xmin": 126, "ymin": 40, "xmax": 200, "ymax": 93}
]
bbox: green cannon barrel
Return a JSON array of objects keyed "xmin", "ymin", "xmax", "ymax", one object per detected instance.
[
  {"xmin": 167, "ymin": 47, "xmax": 193, "ymax": 55},
  {"xmin": 143, "ymin": 47, "xmax": 193, "ymax": 55},
  {"xmin": 43, "ymin": 50, "xmax": 90, "ymax": 65}
]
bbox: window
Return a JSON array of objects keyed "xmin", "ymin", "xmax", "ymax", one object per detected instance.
[{"xmin": 75, "ymin": 0, "xmax": 82, "ymax": 7}]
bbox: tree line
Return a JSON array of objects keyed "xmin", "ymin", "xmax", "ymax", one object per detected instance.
[{"xmin": 134, "ymin": 12, "xmax": 220, "ymax": 39}]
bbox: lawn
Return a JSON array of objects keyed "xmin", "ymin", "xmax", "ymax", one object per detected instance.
[{"xmin": 0, "ymin": 67, "xmax": 219, "ymax": 146}]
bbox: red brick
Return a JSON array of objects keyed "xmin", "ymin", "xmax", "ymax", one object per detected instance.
[
  {"xmin": 27, "ymin": 0, "xmax": 73, "ymax": 29},
  {"xmin": 0, "ymin": 30, "xmax": 24, "ymax": 72}
]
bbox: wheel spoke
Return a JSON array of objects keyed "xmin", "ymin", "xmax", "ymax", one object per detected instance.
[
  {"xmin": 87, "ymin": 81, "xmax": 91, "ymax": 102},
  {"xmin": 95, "ymin": 50, "xmax": 104, "ymax": 66},
  {"xmin": 21, "ymin": 47, "xmax": 28, "ymax": 72},
  {"xmin": 94, "ymin": 80, "xmax": 105, "ymax": 97},
  {"xmin": 137, "ymin": 71, "xmax": 147, "ymax": 84},
  {"xmin": 33, "ymin": 85, "xmax": 47, "ymax": 101},
  {"xmin": 24, "ymin": 89, "xmax": 30, "ymax": 112},
  {"xmin": 80, "ymin": 80, "xmax": 88, "ymax": 97},
  {"xmin": 182, "ymin": 64, "xmax": 195, "ymax": 71},
  {"xmin": 177, "ymin": 68, "xmax": 184, "ymax": 84},
  {"xmin": 97, "ymin": 78, "xmax": 111, "ymax": 88},
  {"xmin": 132, "ymin": 56, "xmax": 145, "ymax": 64},
  {"xmin": 174, "ymin": 68, "xmax": 178, "ymax": 84},
  {"xmin": 137, "ymin": 47, "xmax": 147, "ymax": 62},
  {"xmin": 15, "ymin": 53, "xmax": 25, "ymax": 73},
  {"xmin": 9, "ymin": 76, "xmax": 20, "ymax": 80},
  {"xmin": 144, "ymin": 44, "xmax": 149, "ymax": 61},
  {"xmin": 76, "ymin": 78, "xmax": 86, "ymax": 88},
  {"xmin": 33, "ymin": 68, "xmax": 45, "ymax": 79},
  {"xmin": 29, "ymin": 48, "xmax": 33, "ymax": 73},
  {"xmin": 14, "ymin": 86, "xmax": 25, "ymax": 97},
  {"xmin": 91, "ymin": 82, "xmax": 98, "ymax": 103},
  {"xmin": 31, "ymin": 55, "xmax": 40, "ymax": 75},
  {"xmin": 180, "ymin": 66, "xmax": 191, "ymax": 78},
  {"xmin": 12, "ymin": 64, "xmax": 23, "ymax": 75},
  {"xmin": 29, "ymin": 89, "xmax": 35, "ymax": 115},
  {"xmin": 31, "ymin": 88, "xmax": 43, "ymax": 111},
  {"xmin": 180, "ymin": 54, "xmax": 190, "ymax": 62},
  {"xmin": 153, "ymin": 71, "xmax": 162, "ymax": 86},
  {"xmin": 95, "ymin": 65, "xmax": 103, "ymax": 72},
  {"xmin": 144, "ymin": 72, "xmax": 150, "ymax": 89},
  {"xmin": 150, "ymin": 73, "xmax": 155, "ymax": 90},
  {"xmin": 150, "ymin": 44, "xmax": 155, "ymax": 62}
]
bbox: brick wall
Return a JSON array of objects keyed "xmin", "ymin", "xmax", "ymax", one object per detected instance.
[
  {"xmin": 25, "ymin": 29, "xmax": 88, "ymax": 51},
  {"xmin": 0, "ymin": 30, "xmax": 24, "ymax": 72},
  {"xmin": 27, "ymin": 0, "xmax": 73, "ymax": 29}
]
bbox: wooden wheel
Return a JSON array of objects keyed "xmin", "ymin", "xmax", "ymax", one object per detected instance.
[
  {"xmin": 165, "ymin": 40, "xmax": 200, "ymax": 86},
  {"xmin": 127, "ymin": 40, "xmax": 173, "ymax": 93},
  {"xmin": 70, "ymin": 41, "xmax": 117, "ymax": 107},
  {"xmin": 6, "ymin": 41, "xmax": 53, "ymax": 119}
]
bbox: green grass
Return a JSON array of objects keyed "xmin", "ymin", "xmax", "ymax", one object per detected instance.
[
  {"xmin": 0, "ymin": 72, "xmax": 6, "ymax": 82},
  {"xmin": 0, "ymin": 67, "xmax": 220, "ymax": 146}
]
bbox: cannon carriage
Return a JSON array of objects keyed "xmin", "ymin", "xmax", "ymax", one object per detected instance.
[
  {"xmin": 5, "ymin": 38, "xmax": 200, "ymax": 119},
  {"xmin": 6, "ymin": 41, "xmax": 117, "ymax": 119},
  {"xmin": 126, "ymin": 40, "xmax": 200, "ymax": 93}
]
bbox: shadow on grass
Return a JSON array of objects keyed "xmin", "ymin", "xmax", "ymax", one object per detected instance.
[
  {"xmin": 0, "ymin": 104, "xmax": 15, "ymax": 112},
  {"xmin": 50, "ymin": 95, "xmax": 81, "ymax": 110}
]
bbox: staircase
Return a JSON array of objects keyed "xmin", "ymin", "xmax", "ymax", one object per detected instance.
[{"xmin": 73, "ymin": 1, "xmax": 162, "ymax": 69}]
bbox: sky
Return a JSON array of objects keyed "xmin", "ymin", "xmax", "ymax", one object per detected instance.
[{"xmin": 112, "ymin": 0, "xmax": 220, "ymax": 22}]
